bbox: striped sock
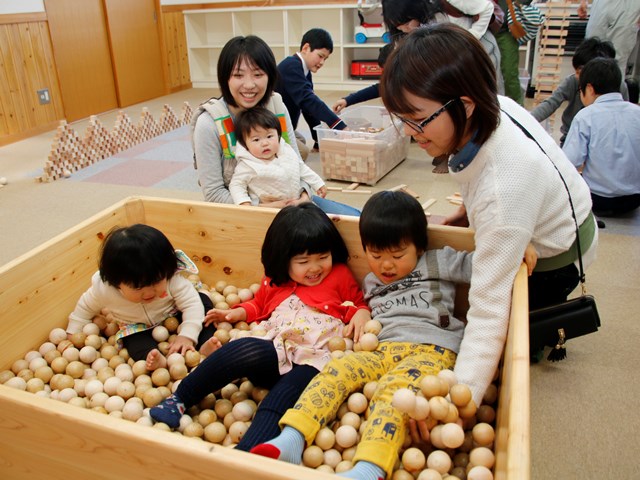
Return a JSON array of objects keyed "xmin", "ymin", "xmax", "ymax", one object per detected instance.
[
  {"xmin": 337, "ymin": 460, "xmax": 385, "ymax": 480},
  {"xmin": 249, "ymin": 426, "xmax": 305, "ymax": 464}
]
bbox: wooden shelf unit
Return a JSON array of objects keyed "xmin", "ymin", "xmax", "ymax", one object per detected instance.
[{"xmin": 184, "ymin": 4, "xmax": 388, "ymax": 90}]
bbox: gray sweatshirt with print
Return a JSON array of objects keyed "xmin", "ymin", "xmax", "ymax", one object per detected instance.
[{"xmin": 363, "ymin": 247, "xmax": 473, "ymax": 353}]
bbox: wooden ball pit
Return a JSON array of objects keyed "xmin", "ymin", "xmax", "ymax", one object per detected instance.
[{"xmin": 0, "ymin": 196, "xmax": 529, "ymax": 479}]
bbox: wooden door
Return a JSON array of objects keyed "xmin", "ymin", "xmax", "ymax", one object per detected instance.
[
  {"xmin": 44, "ymin": 0, "xmax": 118, "ymax": 122},
  {"xmin": 104, "ymin": 0, "xmax": 166, "ymax": 107}
]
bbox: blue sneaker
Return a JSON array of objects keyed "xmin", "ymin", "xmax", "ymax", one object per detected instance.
[{"xmin": 149, "ymin": 394, "xmax": 185, "ymax": 428}]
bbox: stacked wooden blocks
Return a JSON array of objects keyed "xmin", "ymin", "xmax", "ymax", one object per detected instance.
[
  {"xmin": 41, "ymin": 102, "xmax": 194, "ymax": 182},
  {"xmin": 533, "ymin": 1, "xmax": 574, "ymax": 130}
]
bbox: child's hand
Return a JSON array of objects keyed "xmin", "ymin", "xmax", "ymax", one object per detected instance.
[
  {"xmin": 168, "ymin": 335, "xmax": 195, "ymax": 355},
  {"xmin": 332, "ymin": 99, "xmax": 347, "ymax": 113},
  {"xmin": 204, "ymin": 307, "xmax": 246, "ymax": 326},
  {"xmin": 523, "ymin": 243, "xmax": 538, "ymax": 276},
  {"xmin": 316, "ymin": 185, "xmax": 327, "ymax": 198},
  {"xmin": 343, "ymin": 309, "xmax": 371, "ymax": 343}
]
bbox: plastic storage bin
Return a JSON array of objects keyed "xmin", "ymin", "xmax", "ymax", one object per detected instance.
[{"xmin": 314, "ymin": 106, "xmax": 410, "ymax": 186}]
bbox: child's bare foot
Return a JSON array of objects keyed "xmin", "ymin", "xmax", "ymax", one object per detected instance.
[
  {"xmin": 199, "ymin": 337, "xmax": 222, "ymax": 357},
  {"xmin": 146, "ymin": 349, "xmax": 167, "ymax": 371}
]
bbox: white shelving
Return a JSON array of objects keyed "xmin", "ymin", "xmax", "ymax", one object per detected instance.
[{"xmin": 184, "ymin": 4, "xmax": 387, "ymax": 90}]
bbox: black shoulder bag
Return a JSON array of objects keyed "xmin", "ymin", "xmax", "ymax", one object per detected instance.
[{"xmin": 504, "ymin": 111, "xmax": 601, "ymax": 362}]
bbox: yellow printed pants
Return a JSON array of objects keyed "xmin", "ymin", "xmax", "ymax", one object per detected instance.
[{"xmin": 279, "ymin": 342, "xmax": 456, "ymax": 477}]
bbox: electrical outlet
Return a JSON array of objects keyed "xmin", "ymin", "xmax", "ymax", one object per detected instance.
[{"xmin": 37, "ymin": 89, "xmax": 50, "ymax": 105}]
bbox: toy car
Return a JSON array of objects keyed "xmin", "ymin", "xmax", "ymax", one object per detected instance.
[
  {"xmin": 354, "ymin": 22, "xmax": 390, "ymax": 44},
  {"xmin": 355, "ymin": 10, "xmax": 390, "ymax": 44}
]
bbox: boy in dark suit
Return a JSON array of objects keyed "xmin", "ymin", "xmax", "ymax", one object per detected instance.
[{"xmin": 277, "ymin": 28, "xmax": 347, "ymax": 153}]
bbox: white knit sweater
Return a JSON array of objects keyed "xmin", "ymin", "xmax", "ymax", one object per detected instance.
[{"xmin": 450, "ymin": 96, "xmax": 597, "ymax": 406}]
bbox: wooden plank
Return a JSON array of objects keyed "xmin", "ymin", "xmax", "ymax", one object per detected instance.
[
  {"xmin": 18, "ymin": 23, "xmax": 47, "ymax": 127},
  {"xmin": 494, "ymin": 265, "xmax": 530, "ymax": 480},
  {"xmin": 0, "ymin": 13, "xmax": 47, "ymax": 25},
  {"xmin": 0, "ymin": 24, "xmax": 29, "ymax": 133},
  {"xmin": 0, "ymin": 25, "xmax": 13, "ymax": 136},
  {"xmin": 37, "ymin": 22, "xmax": 64, "ymax": 119}
]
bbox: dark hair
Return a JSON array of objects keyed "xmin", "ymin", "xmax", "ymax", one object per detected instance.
[
  {"xmin": 360, "ymin": 191, "xmax": 428, "ymax": 254},
  {"xmin": 300, "ymin": 28, "xmax": 334, "ymax": 53},
  {"xmin": 235, "ymin": 108, "xmax": 282, "ymax": 148},
  {"xmin": 572, "ymin": 37, "xmax": 616, "ymax": 70},
  {"xmin": 378, "ymin": 43, "xmax": 394, "ymax": 68},
  {"xmin": 217, "ymin": 35, "xmax": 278, "ymax": 109},
  {"xmin": 261, "ymin": 203, "xmax": 349, "ymax": 286},
  {"xmin": 381, "ymin": 0, "xmax": 441, "ymax": 41},
  {"xmin": 579, "ymin": 57, "xmax": 622, "ymax": 95},
  {"xmin": 99, "ymin": 224, "xmax": 178, "ymax": 289},
  {"xmin": 380, "ymin": 23, "xmax": 500, "ymax": 151}
]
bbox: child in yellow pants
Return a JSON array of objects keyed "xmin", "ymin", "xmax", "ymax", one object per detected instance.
[{"xmin": 252, "ymin": 191, "xmax": 473, "ymax": 479}]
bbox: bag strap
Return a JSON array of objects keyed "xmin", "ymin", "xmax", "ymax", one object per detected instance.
[{"xmin": 502, "ymin": 110, "xmax": 586, "ymax": 286}]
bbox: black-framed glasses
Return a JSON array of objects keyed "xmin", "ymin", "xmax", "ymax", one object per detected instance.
[{"xmin": 393, "ymin": 98, "xmax": 459, "ymax": 134}]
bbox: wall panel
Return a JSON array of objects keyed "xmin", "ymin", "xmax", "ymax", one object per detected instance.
[{"xmin": 0, "ymin": 19, "xmax": 63, "ymax": 145}]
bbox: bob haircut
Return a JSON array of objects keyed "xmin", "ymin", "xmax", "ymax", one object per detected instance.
[
  {"xmin": 359, "ymin": 191, "xmax": 428, "ymax": 254},
  {"xmin": 99, "ymin": 224, "xmax": 177, "ymax": 289},
  {"xmin": 381, "ymin": 0, "xmax": 440, "ymax": 41},
  {"xmin": 579, "ymin": 57, "xmax": 622, "ymax": 95},
  {"xmin": 380, "ymin": 23, "xmax": 501, "ymax": 150},
  {"xmin": 217, "ymin": 35, "xmax": 278, "ymax": 109},
  {"xmin": 235, "ymin": 108, "xmax": 282, "ymax": 148},
  {"xmin": 261, "ymin": 203, "xmax": 349, "ymax": 286}
]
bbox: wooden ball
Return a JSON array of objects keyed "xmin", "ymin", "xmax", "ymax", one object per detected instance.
[
  {"xmin": 358, "ymin": 333, "xmax": 379, "ymax": 352},
  {"xmin": 426, "ymin": 450, "xmax": 452, "ymax": 475},
  {"xmin": 335, "ymin": 425, "xmax": 358, "ymax": 448},
  {"xmin": 302, "ymin": 445, "xmax": 325, "ymax": 468},
  {"xmin": 204, "ymin": 422, "xmax": 227, "ymax": 443},
  {"xmin": 363, "ymin": 319, "xmax": 382, "ymax": 335},
  {"xmin": 49, "ymin": 328, "xmax": 68, "ymax": 344},
  {"xmin": 420, "ymin": 375, "xmax": 442, "ymax": 399},
  {"xmin": 441, "ymin": 422, "xmax": 465, "ymax": 448},
  {"xmin": 328, "ymin": 336, "xmax": 347, "ymax": 352},
  {"xmin": 228, "ymin": 421, "xmax": 248, "ymax": 443},
  {"xmin": 392, "ymin": 388, "xmax": 416, "ymax": 414},
  {"xmin": 402, "ymin": 447, "xmax": 426, "ymax": 472},
  {"xmin": 314, "ymin": 427, "xmax": 336, "ymax": 450}
]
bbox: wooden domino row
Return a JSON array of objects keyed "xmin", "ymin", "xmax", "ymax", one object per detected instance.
[{"xmin": 40, "ymin": 102, "xmax": 193, "ymax": 182}]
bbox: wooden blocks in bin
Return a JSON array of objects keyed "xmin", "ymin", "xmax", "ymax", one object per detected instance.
[{"xmin": 315, "ymin": 106, "xmax": 410, "ymax": 186}]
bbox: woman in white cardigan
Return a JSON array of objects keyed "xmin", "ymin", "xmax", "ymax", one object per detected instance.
[{"xmin": 380, "ymin": 24, "xmax": 598, "ymax": 407}]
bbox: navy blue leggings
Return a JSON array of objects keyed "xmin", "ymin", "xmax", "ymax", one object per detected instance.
[{"xmin": 174, "ymin": 336, "xmax": 319, "ymax": 451}]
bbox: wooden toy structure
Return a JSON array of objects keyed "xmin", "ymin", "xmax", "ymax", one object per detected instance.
[
  {"xmin": 532, "ymin": 1, "xmax": 574, "ymax": 130},
  {"xmin": 0, "ymin": 196, "xmax": 530, "ymax": 479},
  {"xmin": 40, "ymin": 102, "xmax": 194, "ymax": 182}
]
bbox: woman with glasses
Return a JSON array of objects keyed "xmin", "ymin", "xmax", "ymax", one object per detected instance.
[
  {"xmin": 381, "ymin": 0, "xmax": 503, "ymax": 174},
  {"xmin": 381, "ymin": 24, "xmax": 598, "ymax": 405}
]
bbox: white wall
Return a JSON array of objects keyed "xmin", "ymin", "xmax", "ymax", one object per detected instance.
[
  {"xmin": 0, "ymin": 0, "xmax": 242, "ymax": 15},
  {"xmin": 0, "ymin": 0, "xmax": 45, "ymax": 14}
]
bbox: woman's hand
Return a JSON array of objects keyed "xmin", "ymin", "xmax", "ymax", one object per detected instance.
[
  {"xmin": 332, "ymin": 98, "xmax": 347, "ymax": 113},
  {"xmin": 204, "ymin": 307, "xmax": 246, "ymax": 326},
  {"xmin": 407, "ymin": 418, "xmax": 432, "ymax": 454},
  {"xmin": 316, "ymin": 185, "xmax": 327, "ymax": 198},
  {"xmin": 443, "ymin": 204, "xmax": 469, "ymax": 227},
  {"xmin": 167, "ymin": 335, "xmax": 195, "ymax": 355}
]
